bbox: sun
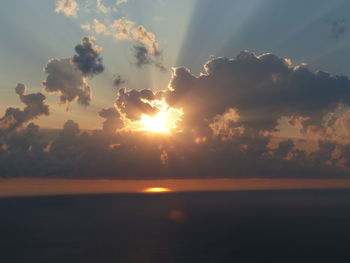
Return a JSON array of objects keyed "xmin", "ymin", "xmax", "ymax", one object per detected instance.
[
  {"xmin": 139, "ymin": 111, "xmax": 172, "ymax": 133},
  {"xmin": 135, "ymin": 99, "xmax": 183, "ymax": 133},
  {"xmin": 139, "ymin": 112, "xmax": 168, "ymax": 133},
  {"xmin": 142, "ymin": 187, "xmax": 172, "ymax": 193}
]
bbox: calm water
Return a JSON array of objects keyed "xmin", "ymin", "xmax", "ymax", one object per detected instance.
[{"xmin": 1, "ymin": 190, "xmax": 350, "ymax": 263}]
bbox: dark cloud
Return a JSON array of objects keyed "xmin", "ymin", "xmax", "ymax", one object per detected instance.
[
  {"xmin": 115, "ymin": 88, "xmax": 158, "ymax": 120},
  {"xmin": 3, "ymin": 51, "xmax": 350, "ymax": 178},
  {"xmin": 50, "ymin": 120, "xmax": 80, "ymax": 155},
  {"xmin": 5, "ymin": 123, "xmax": 47, "ymax": 154},
  {"xmin": 112, "ymin": 17, "xmax": 166, "ymax": 71},
  {"xmin": 133, "ymin": 45, "xmax": 166, "ymax": 71},
  {"xmin": 272, "ymin": 139, "xmax": 294, "ymax": 160},
  {"xmin": 133, "ymin": 45, "xmax": 151, "ymax": 67},
  {"xmin": 99, "ymin": 107, "xmax": 123, "ymax": 134},
  {"xmin": 43, "ymin": 38, "xmax": 103, "ymax": 107},
  {"xmin": 0, "ymin": 84, "xmax": 49, "ymax": 136},
  {"xmin": 166, "ymin": 50, "xmax": 350, "ymax": 137},
  {"xmin": 113, "ymin": 74, "xmax": 126, "ymax": 87},
  {"xmin": 43, "ymin": 58, "xmax": 91, "ymax": 106},
  {"xmin": 72, "ymin": 37, "xmax": 104, "ymax": 76}
]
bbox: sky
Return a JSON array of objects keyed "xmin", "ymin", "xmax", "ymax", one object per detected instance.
[{"xmin": 2, "ymin": 0, "xmax": 350, "ymax": 180}]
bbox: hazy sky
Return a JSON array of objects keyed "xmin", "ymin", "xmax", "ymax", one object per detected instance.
[
  {"xmin": 2, "ymin": 0, "xmax": 350, "ymax": 129},
  {"xmin": 2, "ymin": 0, "xmax": 350, "ymax": 179}
]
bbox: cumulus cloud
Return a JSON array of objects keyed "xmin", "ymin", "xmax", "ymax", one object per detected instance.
[
  {"xmin": 72, "ymin": 37, "xmax": 104, "ymax": 76},
  {"xmin": 112, "ymin": 17, "xmax": 166, "ymax": 70},
  {"xmin": 166, "ymin": 51, "xmax": 350, "ymax": 137},
  {"xmin": 99, "ymin": 107, "xmax": 123, "ymax": 134},
  {"xmin": 112, "ymin": 17, "xmax": 134, "ymax": 40},
  {"xmin": 131, "ymin": 25, "xmax": 160, "ymax": 56},
  {"xmin": 115, "ymin": 88, "xmax": 158, "ymax": 120},
  {"xmin": 55, "ymin": 0, "xmax": 78, "ymax": 17},
  {"xmin": 0, "ymin": 84, "xmax": 49, "ymax": 136},
  {"xmin": 3, "ymin": 51, "xmax": 350, "ymax": 178},
  {"xmin": 43, "ymin": 58, "xmax": 91, "ymax": 106},
  {"xmin": 43, "ymin": 38, "xmax": 103, "ymax": 107},
  {"xmin": 78, "ymin": 16, "xmax": 165, "ymax": 70}
]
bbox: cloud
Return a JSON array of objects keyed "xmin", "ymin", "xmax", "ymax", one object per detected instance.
[
  {"xmin": 43, "ymin": 38, "xmax": 103, "ymax": 107},
  {"xmin": 78, "ymin": 16, "xmax": 165, "ymax": 71},
  {"xmin": 72, "ymin": 37, "xmax": 104, "ymax": 76},
  {"xmin": 133, "ymin": 45, "xmax": 151, "ymax": 67},
  {"xmin": 166, "ymin": 51, "xmax": 350, "ymax": 137},
  {"xmin": 5, "ymin": 123, "xmax": 47, "ymax": 154},
  {"xmin": 113, "ymin": 18, "xmax": 159, "ymax": 55},
  {"xmin": 113, "ymin": 74, "xmax": 126, "ymax": 87},
  {"xmin": 132, "ymin": 25, "xmax": 160, "ymax": 56},
  {"xmin": 4, "ymin": 51, "xmax": 350, "ymax": 178},
  {"xmin": 43, "ymin": 58, "xmax": 91, "ymax": 106},
  {"xmin": 115, "ymin": 88, "xmax": 158, "ymax": 120},
  {"xmin": 272, "ymin": 139, "xmax": 294, "ymax": 160},
  {"xmin": 55, "ymin": 0, "xmax": 78, "ymax": 17},
  {"xmin": 97, "ymin": 0, "xmax": 117, "ymax": 13},
  {"xmin": 133, "ymin": 45, "xmax": 167, "ymax": 71},
  {"xmin": 99, "ymin": 107, "xmax": 123, "ymax": 134},
  {"xmin": 112, "ymin": 17, "xmax": 166, "ymax": 70},
  {"xmin": 116, "ymin": 0, "xmax": 128, "ymax": 5},
  {"xmin": 209, "ymin": 108, "xmax": 244, "ymax": 141},
  {"xmin": 92, "ymin": 19, "xmax": 108, "ymax": 34},
  {"xmin": 0, "ymin": 84, "xmax": 49, "ymax": 136},
  {"xmin": 112, "ymin": 17, "xmax": 134, "ymax": 40},
  {"xmin": 81, "ymin": 23, "xmax": 91, "ymax": 31}
]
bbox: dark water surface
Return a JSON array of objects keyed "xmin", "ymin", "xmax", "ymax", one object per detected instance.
[{"xmin": 1, "ymin": 190, "xmax": 350, "ymax": 263}]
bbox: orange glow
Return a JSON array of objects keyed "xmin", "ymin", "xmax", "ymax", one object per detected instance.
[
  {"xmin": 142, "ymin": 187, "xmax": 172, "ymax": 193},
  {"xmin": 3, "ymin": 178, "xmax": 350, "ymax": 198},
  {"xmin": 195, "ymin": 136, "xmax": 207, "ymax": 144},
  {"xmin": 129, "ymin": 99, "xmax": 183, "ymax": 134}
]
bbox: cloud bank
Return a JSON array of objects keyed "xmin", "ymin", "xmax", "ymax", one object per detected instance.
[
  {"xmin": 0, "ymin": 84, "xmax": 49, "ymax": 137},
  {"xmin": 3, "ymin": 51, "xmax": 350, "ymax": 178}
]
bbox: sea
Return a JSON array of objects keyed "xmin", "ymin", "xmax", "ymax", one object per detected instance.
[{"xmin": 1, "ymin": 190, "xmax": 350, "ymax": 263}]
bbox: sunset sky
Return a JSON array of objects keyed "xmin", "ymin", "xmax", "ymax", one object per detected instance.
[
  {"xmin": 2, "ymin": 0, "xmax": 350, "ymax": 183},
  {"xmin": 4, "ymin": 3, "xmax": 350, "ymax": 263}
]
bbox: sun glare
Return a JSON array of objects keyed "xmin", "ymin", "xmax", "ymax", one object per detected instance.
[
  {"xmin": 143, "ymin": 187, "xmax": 172, "ymax": 193},
  {"xmin": 134, "ymin": 99, "xmax": 183, "ymax": 134},
  {"xmin": 139, "ymin": 112, "xmax": 169, "ymax": 133}
]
